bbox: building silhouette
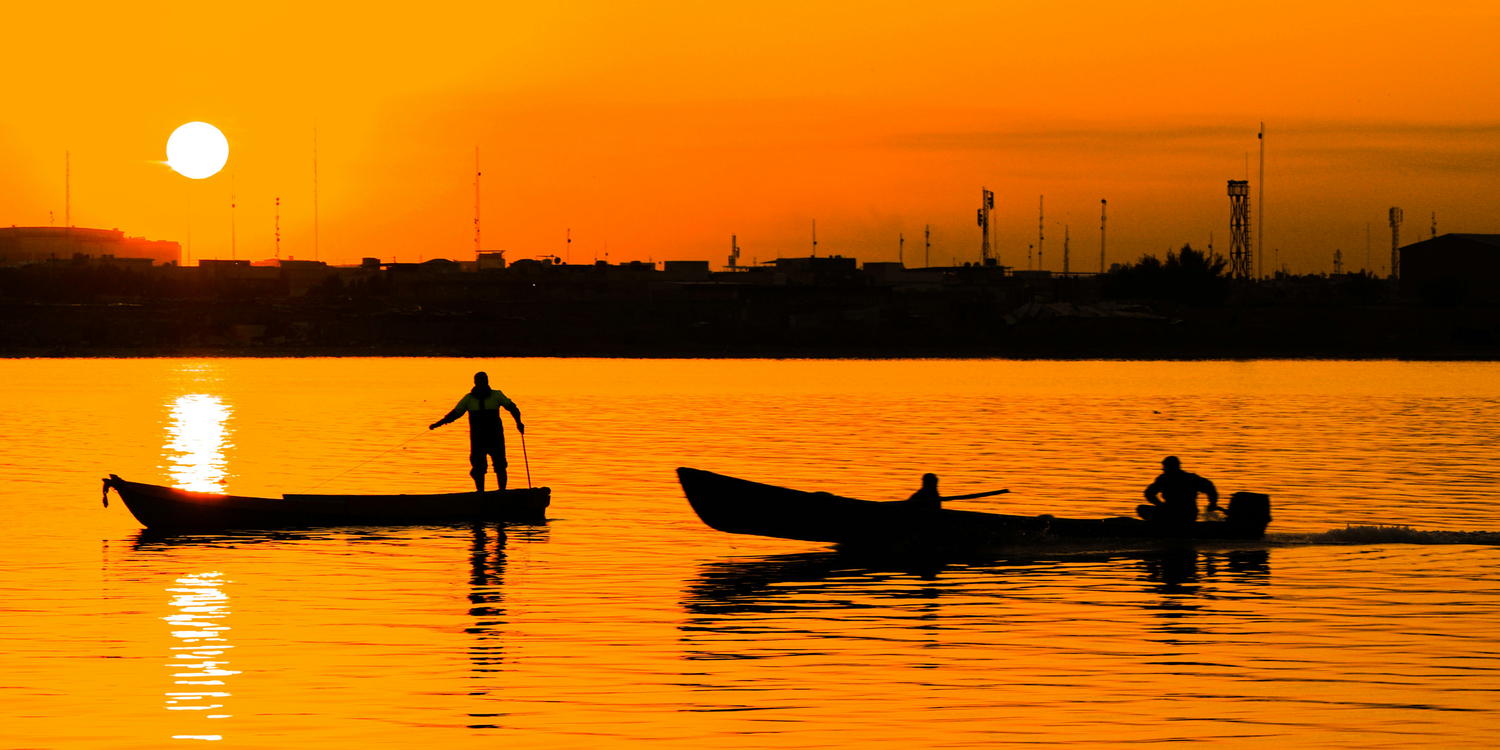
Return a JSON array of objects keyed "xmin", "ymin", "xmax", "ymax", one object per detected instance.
[
  {"xmin": 0, "ymin": 226, "xmax": 180, "ymax": 266},
  {"xmin": 1400, "ymin": 233, "xmax": 1500, "ymax": 304}
]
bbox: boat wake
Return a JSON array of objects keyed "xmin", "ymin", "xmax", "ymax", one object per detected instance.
[{"xmin": 1275, "ymin": 525, "xmax": 1500, "ymax": 546}]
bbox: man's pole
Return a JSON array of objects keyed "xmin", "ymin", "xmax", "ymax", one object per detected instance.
[{"xmin": 520, "ymin": 430, "xmax": 533, "ymax": 489}]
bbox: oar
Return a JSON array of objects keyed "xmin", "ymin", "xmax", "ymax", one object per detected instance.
[{"xmin": 943, "ymin": 488, "xmax": 1010, "ymax": 501}]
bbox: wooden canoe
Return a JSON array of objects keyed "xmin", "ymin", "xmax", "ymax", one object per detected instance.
[
  {"xmin": 676, "ymin": 467, "xmax": 1270, "ymax": 551},
  {"xmin": 102, "ymin": 474, "xmax": 549, "ymax": 531}
]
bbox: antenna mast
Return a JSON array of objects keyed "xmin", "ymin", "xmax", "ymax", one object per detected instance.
[
  {"xmin": 728, "ymin": 234, "xmax": 740, "ymax": 269},
  {"xmin": 313, "ymin": 127, "xmax": 320, "ymax": 261},
  {"xmin": 978, "ymin": 188, "xmax": 995, "ymax": 265},
  {"xmin": 274, "ymin": 196, "xmax": 281, "ymax": 259},
  {"xmin": 1388, "ymin": 206, "xmax": 1403, "ymax": 279},
  {"xmin": 1258, "ymin": 123, "xmax": 1265, "ymax": 279},
  {"xmin": 1037, "ymin": 195, "xmax": 1044, "ymax": 271},
  {"xmin": 898, "ymin": 233, "xmax": 904, "ymax": 265},
  {"xmin": 1099, "ymin": 199, "xmax": 1107, "ymax": 273},
  {"xmin": 1063, "ymin": 224, "xmax": 1070, "ymax": 274},
  {"xmin": 812, "ymin": 220, "xmax": 818, "ymax": 257},
  {"xmin": 230, "ymin": 175, "xmax": 237, "ymax": 260},
  {"xmin": 924, "ymin": 224, "xmax": 931, "ymax": 268},
  {"xmin": 474, "ymin": 146, "xmax": 482, "ymax": 256}
]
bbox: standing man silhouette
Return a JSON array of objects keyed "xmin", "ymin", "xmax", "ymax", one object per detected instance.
[{"xmin": 430, "ymin": 371, "xmax": 525, "ymax": 492}]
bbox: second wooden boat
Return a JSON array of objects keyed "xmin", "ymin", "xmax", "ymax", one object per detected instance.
[{"xmin": 677, "ymin": 467, "xmax": 1270, "ymax": 551}]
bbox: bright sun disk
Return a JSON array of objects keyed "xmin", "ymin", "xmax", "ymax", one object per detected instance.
[{"xmin": 166, "ymin": 122, "xmax": 229, "ymax": 180}]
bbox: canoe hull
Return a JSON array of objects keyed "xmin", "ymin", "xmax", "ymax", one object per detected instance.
[
  {"xmin": 104, "ymin": 475, "xmax": 549, "ymax": 531},
  {"xmin": 677, "ymin": 467, "xmax": 1268, "ymax": 550}
]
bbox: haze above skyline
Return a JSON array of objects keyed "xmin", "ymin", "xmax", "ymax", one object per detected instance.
[{"xmin": 3, "ymin": 1, "xmax": 1497, "ymax": 272}]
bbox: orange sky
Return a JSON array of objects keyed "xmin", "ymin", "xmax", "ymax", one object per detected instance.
[{"xmin": 2, "ymin": 1, "xmax": 1497, "ymax": 273}]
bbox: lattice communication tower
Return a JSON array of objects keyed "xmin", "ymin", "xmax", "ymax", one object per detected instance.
[{"xmin": 1227, "ymin": 180, "xmax": 1252, "ymax": 279}]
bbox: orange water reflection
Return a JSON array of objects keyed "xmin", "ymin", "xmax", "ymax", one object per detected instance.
[
  {"xmin": 163, "ymin": 394, "xmax": 233, "ymax": 493},
  {"xmin": 3, "ymin": 358, "xmax": 1498, "ymax": 748},
  {"xmin": 164, "ymin": 571, "xmax": 237, "ymax": 742}
]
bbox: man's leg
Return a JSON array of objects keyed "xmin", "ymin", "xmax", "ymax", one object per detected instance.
[
  {"xmin": 469, "ymin": 447, "xmax": 487, "ymax": 492},
  {"xmin": 492, "ymin": 448, "xmax": 508, "ymax": 492}
]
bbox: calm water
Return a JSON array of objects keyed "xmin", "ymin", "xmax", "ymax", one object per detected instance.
[{"xmin": 2, "ymin": 358, "xmax": 1499, "ymax": 748}]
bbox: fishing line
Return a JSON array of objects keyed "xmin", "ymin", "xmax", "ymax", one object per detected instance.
[{"xmin": 306, "ymin": 428, "xmax": 431, "ymax": 492}]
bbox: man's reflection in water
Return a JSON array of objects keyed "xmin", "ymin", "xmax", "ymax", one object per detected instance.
[
  {"xmin": 1141, "ymin": 548, "xmax": 1271, "ymax": 591},
  {"xmin": 466, "ymin": 523, "xmax": 507, "ymax": 730},
  {"xmin": 1140, "ymin": 548, "xmax": 1271, "ymax": 639}
]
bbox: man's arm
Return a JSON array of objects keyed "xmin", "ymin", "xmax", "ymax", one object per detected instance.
[
  {"xmin": 505, "ymin": 402, "xmax": 524, "ymax": 434},
  {"xmin": 429, "ymin": 397, "xmax": 468, "ymax": 430},
  {"xmin": 1143, "ymin": 477, "xmax": 1163, "ymax": 505},
  {"xmin": 1199, "ymin": 476, "xmax": 1220, "ymax": 508}
]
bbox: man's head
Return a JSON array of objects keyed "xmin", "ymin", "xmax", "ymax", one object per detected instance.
[
  {"xmin": 1161, "ymin": 456, "xmax": 1181, "ymax": 471},
  {"xmin": 921, "ymin": 472, "xmax": 939, "ymax": 490},
  {"xmin": 474, "ymin": 371, "xmax": 489, "ymax": 387}
]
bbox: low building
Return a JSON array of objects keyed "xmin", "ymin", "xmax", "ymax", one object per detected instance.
[
  {"xmin": 1400, "ymin": 234, "xmax": 1500, "ymax": 304},
  {"xmin": 662, "ymin": 260, "xmax": 710, "ymax": 281},
  {"xmin": 0, "ymin": 226, "xmax": 180, "ymax": 266}
]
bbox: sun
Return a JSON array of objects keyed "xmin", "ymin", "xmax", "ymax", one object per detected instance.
[{"xmin": 165, "ymin": 122, "xmax": 229, "ymax": 180}]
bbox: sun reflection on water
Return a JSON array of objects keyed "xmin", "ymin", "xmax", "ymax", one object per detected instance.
[
  {"xmin": 164, "ymin": 572, "xmax": 236, "ymax": 742},
  {"xmin": 164, "ymin": 394, "xmax": 233, "ymax": 493}
]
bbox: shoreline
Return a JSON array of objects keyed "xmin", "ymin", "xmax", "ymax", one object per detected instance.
[{"xmin": 4, "ymin": 346, "xmax": 1498, "ymax": 361}]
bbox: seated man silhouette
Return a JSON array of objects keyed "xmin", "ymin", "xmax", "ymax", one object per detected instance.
[
  {"xmin": 1138, "ymin": 456, "xmax": 1220, "ymax": 524},
  {"xmin": 905, "ymin": 473, "xmax": 942, "ymax": 511}
]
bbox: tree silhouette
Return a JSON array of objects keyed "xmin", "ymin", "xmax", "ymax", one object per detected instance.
[{"xmin": 1104, "ymin": 244, "xmax": 1229, "ymax": 305}]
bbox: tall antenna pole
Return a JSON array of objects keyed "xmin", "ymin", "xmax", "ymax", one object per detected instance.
[
  {"xmin": 1099, "ymin": 199, "xmax": 1107, "ymax": 273},
  {"xmin": 924, "ymin": 224, "xmax": 931, "ymax": 268},
  {"xmin": 64, "ymin": 150, "xmax": 71, "ymax": 228},
  {"xmin": 474, "ymin": 146, "xmax": 482, "ymax": 256},
  {"xmin": 1257, "ymin": 122, "xmax": 1265, "ymax": 279},
  {"xmin": 274, "ymin": 196, "xmax": 281, "ymax": 260},
  {"xmin": 1388, "ymin": 206, "xmax": 1403, "ymax": 279},
  {"xmin": 313, "ymin": 127, "xmax": 320, "ymax": 261},
  {"xmin": 1063, "ymin": 224, "xmax": 1070, "ymax": 274},
  {"xmin": 230, "ymin": 174, "xmax": 237, "ymax": 260},
  {"xmin": 978, "ymin": 188, "xmax": 994, "ymax": 265},
  {"xmin": 1037, "ymin": 195, "xmax": 1045, "ymax": 271},
  {"xmin": 1431, "ymin": 211, "xmax": 1437, "ymax": 239},
  {"xmin": 812, "ymin": 219, "xmax": 818, "ymax": 257},
  {"xmin": 566, "ymin": 227, "xmax": 572, "ymax": 264},
  {"xmin": 898, "ymin": 233, "xmax": 904, "ymax": 265}
]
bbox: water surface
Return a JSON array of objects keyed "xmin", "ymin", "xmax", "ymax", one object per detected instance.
[{"xmin": 2, "ymin": 358, "xmax": 1498, "ymax": 748}]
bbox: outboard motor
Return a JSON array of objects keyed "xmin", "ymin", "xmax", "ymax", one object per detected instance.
[{"xmin": 1227, "ymin": 491, "xmax": 1272, "ymax": 536}]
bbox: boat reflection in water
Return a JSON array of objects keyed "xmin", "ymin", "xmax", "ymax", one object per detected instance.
[
  {"xmin": 163, "ymin": 571, "xmax": 238, "ymax": 742},
  {"xmin": 680, "ymin": 548, "xmax": 1272, "ymax": 660},
  {"xmin": 131, "ymin": 522, "xmax": 552, "ymax": 734}
]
